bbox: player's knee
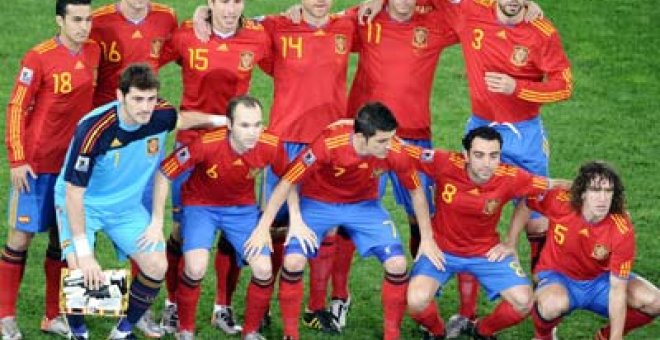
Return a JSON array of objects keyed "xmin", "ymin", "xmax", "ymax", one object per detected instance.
[
  {"xmin": 507, "ymin": 286, "xmax": 533, "ymax": 314},
  {"xmin": 383, "ymin": 255, "xmax": 407, "ymax": 274},
  {"xmin": 407, "ymin": 284, "xmax": 433, "ymax": 313},
  {"xmin": 250, "ymin": 256, "xmax": 272, "ymax": 281},
  {"xmin": 283, "ymin": 254, "xmax": 306, "ymax": 272},
  {"xmin": 6, "ymin": 230, "xmax": 34, "ymax": 251},
  {"xmin": 536, "ymin": 293, "xmax": 564, "ymax": 320},
  {"xmin": 141, "ymin": 254, "xmax": 168, "ymax": 279},
  {"xmin": 184, "ymin": 260, "xmax": 207, "ymax": 281}
]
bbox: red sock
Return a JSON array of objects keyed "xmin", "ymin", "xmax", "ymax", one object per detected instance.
[
  {"xmin": 278, "ymin": 268, "xmax": 304, "ymax": 339},
  {"xmin": 331, "ymin": 230, "xmax": 354, "ymax": 300},
  {"xmin": 176, "ymin": 272, "xmax": 202, "ymax": 332},
  {"xmin": 478, "ymin": 300, "xmax": 527, "ymax": 336},
  {"xmin": 532, "ymin": 303, "xmax": 562, "ymax": 340},
  {"xmin": 382, "ymin": 272, "xmax": 409, "ymax": 340},
  {"xmin": 598, "ymin": 308, "xmax": 656, "ymax": 338},
  {"xmin": 457, "ymin": 273, "xmax": 479, "ymax": 319},
  {"xmin": 0, "ymin": 246, "xmax": 27, "ymax": 317},
  {"xmin": 410, "ymin": 302, "xmax": 445, "ymax": 336},
  {"xmin": 215, "ymin": 237, "xmax": 240, "ymax": 306},
  {"xmin": 242, "ymin": 276, "xmax": 275, "ymax": 335},
  {"xmin": 165, "ymin": 236, "xmax": 183, "ymax": 303},
  {"xmin": 409, "ymin": 221, "xmax": 420, "ymax": 258},
  {"xmin": 44, "ymin": 257, "xmax": 67, "ymax": 319},
  {"xmin": 129, "ymin": 258, "xmax": 139, "ymax": 278},
  {"xmin": 308, "ymin": 235, "xmax": 336, "ymax": 311},
  {"xmin": 527, "ymin": 233, "xmax": 546, "ymax": 272}
]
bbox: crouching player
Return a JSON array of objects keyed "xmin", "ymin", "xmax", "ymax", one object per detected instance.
[
  {"xmin": 153, "ymin": 96, "xmax": 290, "ymax": 340},
  {"xmin": 406, "ymin": 127, "xmax": 566, "ymax": 339},
  {"xmin": 528, "ymin": 161, "xmax": 659, "ymax": 340}
]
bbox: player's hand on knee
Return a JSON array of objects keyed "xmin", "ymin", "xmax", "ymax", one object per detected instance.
[
  {"xmin": 282, "ymin": 4, "xmax": 303, "ymax": 24},
  {"xmin": 77, "ymin": 255, "xmax": 105, "ymax": 291},
  {"xmin": 137, "ymin": 221, "xmax": 164, "ymax": 252},
  {"xmin": 193, "ymin": 5, "xmax": 212, "ymax": 42},
  {"xmin": 524, "ymin": 1, "xmax": 544, "ymax": 22},
  {"xmin": 486, "ymin": 243, "xmax": 516, "ymax": 262},
  {"xmin": 10, "ymin": 164, "xmax": 36, "ymax": 193},
  {"xmin": 416, "ymin": 239, "xmax": 446, "ymax": 271},
  {"xmin": 244, "ymin": 226, "xmax": 273, "ymax": 261},
  {"xmin": 358, "ymin": 0, "xmax": 384, "ymax": 25},
  {"xmin": 286, "ymin": 217, "xmax": 318, "ymax": 255}
]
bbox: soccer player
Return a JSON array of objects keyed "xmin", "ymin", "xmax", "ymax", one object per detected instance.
[
  {"xmin": 154, "ymin": 96, "xmax": 289, "ymax": 340},
  {"xmin": 244, "ymin": 102, "xmax": 439, "ymax": 340},
  {"xmin": 406, "ymin": 126, "xmax": 562, "ymax": 340},
  {"xmin": 54, "ymin": 64, "xmax": 221, "ymax": 340},
  {"xmin": 0, "ymin": 1, "xmax": 98, "ymax": 339},
  {"xmin": 158, "ymin": 1, "xmax": 272, "ymax": 334},
  {"xmin": 525, "ymin": 161, "xmax": 659, "ymax": 340},
  {"xmin": 90, "ymin": 0, "xmax": 177, "ymax": 107}
]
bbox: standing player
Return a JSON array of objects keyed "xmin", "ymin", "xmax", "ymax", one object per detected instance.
[
  {"xmin": 158, "ymin": 1, "xmax": 272, "ymax": 335},
  {"xmin": 244, "ymin": 103, "xmax": 440, "ymax": 340},
  {"xmin": 154, "ymin": 96, "xmax": 289, "ymax": 340},
  {"xmin": 0, "ymin": 1, "xmax": 98, "ymax": 339},
  {"xmin": 406, "ymin": 127, "xmax": 560, "ymax": 340},
  {"xmin": 526, "ymin": 161, "xmax": 659, "ymax": 340},
  {"xmin": 90, "ymin": 0, "xmax": 177, "ymax": 107},
  {"xmin": 55, "ymin": 64, "xmax": 220, "ymax": 340}
]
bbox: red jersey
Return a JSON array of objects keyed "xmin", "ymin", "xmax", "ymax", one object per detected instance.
[
  {"xmin": 160, "ymin": 19, "xmax": 271, "ymax": 145},
  {"xmin": 446, "ymin": 0, "xmax": 572, "ymax": 122},
  {"xmin": 5, "ymin": 38, "xmax": 100, "ymax": 174},
  {"xmin": 160, "ymin": 128, "xmax": 288, "ymax": 207},
  {"xmin": 261, "ymin": 14, "xmax": 356, "ymax": 143},
  {"xmin": 412, "ymin": 148, "xmax": 548, "ymax": 256},
  {"xmin": 282, "ymin": 125, "xmax": 420, "ymax": 203},
  {"xmin": 527, "ymin": 189, "xmax": 635, "ymax": 280},
  {"xmin": 348, "ymin": 5, "xmax": 458, "ymax": 139},
  {"xmin": 90, "ymin": 2, "xmax": 177, "ymax": 106}
]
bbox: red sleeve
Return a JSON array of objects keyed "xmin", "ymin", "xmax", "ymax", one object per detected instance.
[
  {"xmin": 281, "ymin": 133, "xmax": 328, "ymax": 184},
  {"xmin": 514, "ymin": 26, "xmax": 573, "ymax": 103},
  {"xmin": 257, "ymin": 16, "xmax": 277, "ymax": 76},
  {"xmin": 388, "ymin": 142, "xmax": 421, "ymax": 190},
  {"xmin": 511, "ymin": 167, "xmax": 549, "ymax": 197},
  {"xmin": 265, "ymin": 136, "xmax": 290, "ymax": 178},
  {"xmin": 5, "ymin": 51, "xmax": 42, "ymax": 167},
  {"xmin": 609, "ymin": 214, "xmax": 636, "ymax": 279},
  {"xmin": 159, "ymin": 137, "xmax": 204, "ymax": 180},
  {"xmin": 159, "ymin": 24, "xmax": 184, "ymax": 67},
  {"xmin": 525, "ymin": 188, "xmax": 567, "ymax": 216}
]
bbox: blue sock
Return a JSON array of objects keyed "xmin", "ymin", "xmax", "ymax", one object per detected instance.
[
  {"xmin": 123, "ymin": 271, "xmax": 163, "ymax": 331},
  {"xmin": 117, "ymin": 317, "xmax": 132, "ymax": 332},
  {"xmin": 66, "ymin": 314, "xmax": 87, "ymax": 335}
]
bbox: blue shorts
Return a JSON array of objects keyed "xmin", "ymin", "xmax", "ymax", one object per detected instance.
[
  {"xmin": 286, "ymin": 198, "xmax": 404, "ymax": 263},
  {"xmin": 261, "ymin": 142, "xmax": 306, "ymax": 221},
  {"xmin": 411, "ymin": 252, "xmax": 530, "ymax": 300},
  {"xmin": 6, "ymin": 174, "xmax": 57, "ymax": 233},
  {"xmin": 466, "ymin": 115, "xmax": 549, "ymax": 219},
  {"xmin": 181, "ymin": 205, "xmax": 269, "ymax": 265},
  {"xmin": 56, "ymin": 199, "xmax": 164, "ymax": 261},
  {"xmin": 379, "ymin": 139, "xmax": 435, "ymax": 216},
  {"xmin": 536, "ymin": 270, "xmax": 635, "ymax": 317}
]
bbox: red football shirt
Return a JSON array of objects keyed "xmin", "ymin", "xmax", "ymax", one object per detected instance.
[
  {"xmin": 160, "ymin": 128, "xmax": 288, "ymax": 207},
  {"xmin": 261, "ymin": 14, "xmax": 357, "ymax": 143},
  {"xmin": 348, "ymin": 5, "xmax": 458, "ymax": 139},
  {"xmin": 160, "ymin": 20, "xmax": 272, "ymax": 145},
  {"xmin": 90, "ymin": 2, "xmax": 177, "ymax": 106},
  {"xmin": 5, "ymin": 38, "xmax": 100, "ymax": 174},
  {"xmin": 282, "ymin": 125, "xmax": 420, "ymax": 203},
  {"xmin": 412, "ymin": 148, "xmax": 549, "ymax": 256},
  {"xmin": 528, "ymin": 189, "xmax": 635, "ymax": 280},
  {"xmin": 443, "ymin": 0, "xmax": 572, "ymax": 122}
]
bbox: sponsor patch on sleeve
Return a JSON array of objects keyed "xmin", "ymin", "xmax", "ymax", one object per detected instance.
[
  {"xmin": 420, "ymin": 149, "xmax": 435, "ymax": 162},
  {"xmin": 74, "ymin": 156, "xmax": 90, "ymax": 172},
  {"xmin": 19, "ymin": 67, "xmax": 34, "ymax": 85},
  {"xmin": 302, "ymin": 150, "xmax": 316, "ymax": 166},
  {"xmin": 176, "ymin": 147, "xmax": 190, "ymax": 164}
]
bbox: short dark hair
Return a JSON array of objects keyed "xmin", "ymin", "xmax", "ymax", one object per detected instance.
[
  {"xmin": 570, "ymin": 161, "xmax": 626, "ymax": 214},
  {"xmin": 226, "ymin": 95, "xmax": 263, "ymax": 122},
  {"xmin": 462, "ymin": 126, "xmax": 503, "ymax": 151},
  {"xmin": 56, "ymin": 0, "xmax": 91, "ymax": 17},
  {"xmin": 118, "ymin": 64, "xmax": 160, "ymax": 95},
  {"xmin": 354, "ymin": 102, "xmax": 398, "ymax": 139}
]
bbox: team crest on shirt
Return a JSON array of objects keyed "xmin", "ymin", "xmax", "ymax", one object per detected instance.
[
  {"xmin": 510, "ymin": 45, "xmax": 529, "ymax": 67},
  {"xmin": 412, "ymin": 27, "xmax": 429, "ymax": 49},
  {"xmin": 238, "ymin": 51, "xmax": 255, "ymax": 71},
  {"xmin": 483, "ymin": 198, "xmax": 500, "ymax": 215},
  {"xmin": 147, "ymin": 137, "xmax": 160, "ymax": 156},
  {"xmin": 334, "ymin": 34, "xmax": 348, "ymax": 54},
  {"xmin": 150, "ymin": 38, "xmax": 165, "ymax": 58},
  {"xmin": 19, "ymin": 67, "xmax": 34, "ymax": 85},
  {"xmin": 592, "ymin": 244, "xmax": 610, "ymax": 261}
]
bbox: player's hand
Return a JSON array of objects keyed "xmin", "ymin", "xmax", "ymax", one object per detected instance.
[
  {"xmin": 415, "ymin": 239, "xmax": 446, "ymax": 271},
  {"xmin": 193, "ymin": 5, "xmax": 212, "ymax": 42},
  {"xmin": 244, "ymin": 225, "xmax": 273, "ymax": 261},
  {"xmin": 76, "ymin": 255, "xmax": 105, "ymax": 291},
  {"xmin": 485, "ymin": 72, "xmax": 517, "ymax": 95},
  {"xmin": 283, "ymin": 4, "xmax": 303, "ymax": 24},
  {"xmin": 136, "ymin": 220, "xmax": 164, "ymax": 252},
  {"xmin": 524, "ymin": 1, "xmax": 544, "ymax": 23},
  {"xmin": 486, "ymin": 243, "xmax": 516, "ymax": 262},
  {"xmin": 10, "ymin": 164, "xmax": 37, "ymax": 193},
  {"xmin": 358, "ymin": 0, "xmax": 384, "ymax": 25},
  {"xmin": 286, "ymin": 215, "xmax": 318, "ymax": 255}
]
